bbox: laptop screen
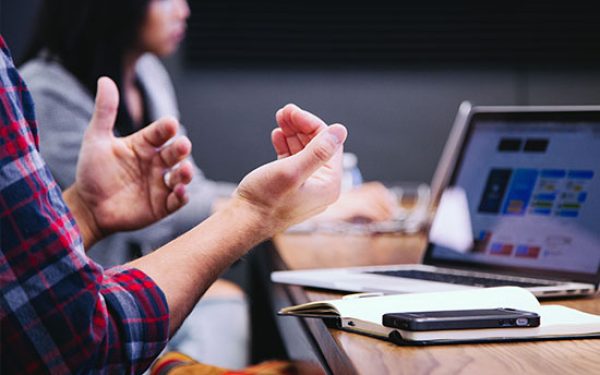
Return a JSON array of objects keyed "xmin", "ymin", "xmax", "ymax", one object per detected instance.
[{"xmin": 427, "ymin": 110, "xmax": 600, "ymax": 283}]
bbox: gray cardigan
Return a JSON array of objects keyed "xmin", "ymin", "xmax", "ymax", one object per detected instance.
[{"xmin": 20, "ymin": 54, "xmax": 235, "ymax": 266}]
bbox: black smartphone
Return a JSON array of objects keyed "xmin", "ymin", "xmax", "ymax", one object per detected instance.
[{"xmin": 382, "ymin": 308, "xmax": 540, "ymax": 331}]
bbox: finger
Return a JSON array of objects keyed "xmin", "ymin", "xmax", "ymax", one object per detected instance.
[
  {"xmin": 275, "ymin": 105, "xmax": 296, "ymax": 136},
  {"xmin": 277, "ymin": 104, "xmax": 329, "ymax": 155},
  {"xmin": 278, "ymin": 104, "xmax": 327, "ymax": 136},
  {"xmin": 88, "ymin": 77, "xmax": 119, "ymax": 136},
  {"xmin": 166, "ymin": 183, "xmax": 189, "ymax": 213},
  {"xmin": 135, "ymin": 117, "xmax": 180, "ymax": 148},
  {"xmin": 276, "ymin": 107, "xmax": 303, "ymax": 152},
  {"xmin": 289, "ymin": 105, "xmax": 328, "ymax": 135},
  {"xmin": 271, "ymin": 128, "xmax": 291, "ymax": 159},
  {"xmin": 288, "ymin": 124, "xmax": 347, "ymax": 182},
  {"xmin": 166, "ymin": 160, "xmax": 194, "ymax": 188},
  {"xmin": 159, "ymin": 136, "xmax": 192, "ymax": 167},
  {"xmin": 297, "ymin": 132, "xmax": 311, "ymax": 147},
  {"xmin": 286, "ymin": 135, "xmax": 304, "ymax": 155}
]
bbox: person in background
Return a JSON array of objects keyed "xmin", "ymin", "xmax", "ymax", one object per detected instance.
[
  {"xmin": 19, "ymin": 0, "xmax": 396, "ymax": 366},
  {"xmin": 1, "ymin": 32, "xmax": 348, "ymax": 373}
]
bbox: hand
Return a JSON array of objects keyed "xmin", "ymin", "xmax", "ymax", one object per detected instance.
[
  {"xmin": 271, "ymin": 105, "xmax": 395, "ymax": 224},
  {"xmin": 313, "ymin": 181, "xmax": 398, "ymax": 223},
  {"xmin": 129, "ymin": 104, "xmax": 346, "ymax": 332},
  {"xmin": 233, "ymin": 104, "xmax": 347, "ymax": 234},
  {"xmin": 65, "ymin": 77, "xmax": 193, "ymax": 247}
]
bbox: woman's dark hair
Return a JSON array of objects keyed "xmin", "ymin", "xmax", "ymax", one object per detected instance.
[{"xmin": 21, "ymin": 0, "xmax": 151, "ymax": 135}]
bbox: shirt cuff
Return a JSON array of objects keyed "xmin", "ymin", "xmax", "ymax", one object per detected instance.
[{"xmin": 102, "ymin": 266, "xmax": 170, "ymax": 372}]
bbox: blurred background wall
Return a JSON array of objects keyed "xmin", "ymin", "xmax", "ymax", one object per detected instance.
[{"xmin": 3, "ymin": 0, "xmax": 600, "ymax": 186}]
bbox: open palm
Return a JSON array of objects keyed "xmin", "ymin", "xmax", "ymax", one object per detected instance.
[{"xmin": 74, "ymin": 77, "xmax": 193, "ymax": 235}]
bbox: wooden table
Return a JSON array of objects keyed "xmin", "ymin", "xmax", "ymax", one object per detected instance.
[{"xmin": 269, "ymin": 232, "xmax": 600, "ymax": 375}]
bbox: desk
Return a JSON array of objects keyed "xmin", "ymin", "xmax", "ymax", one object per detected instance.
[{"xmin": 269, "ymin": 232, "xmax": 600, "ymax": 375}]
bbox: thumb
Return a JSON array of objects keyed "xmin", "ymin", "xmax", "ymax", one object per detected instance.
[
  {"xmin": 88, "ymin": 77, "xmax": 119, "ymax": 136},
  {"xmin": 290, "ymin": 124, "xmax": 347, "ymax": 181}
]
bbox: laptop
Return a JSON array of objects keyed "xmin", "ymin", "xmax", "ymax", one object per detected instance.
[{"xmin": 272, "ymin": 102, "xmax": 600, "ymax": 298}]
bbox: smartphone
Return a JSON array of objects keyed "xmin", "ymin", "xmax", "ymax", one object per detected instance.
[{"xmin": 382, "ymin": 308, "xmax": 540, "ymax": 331}]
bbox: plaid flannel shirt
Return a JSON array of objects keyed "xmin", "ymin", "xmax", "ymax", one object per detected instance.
[{"xmin": 0, "ymin": 36, "xmax": 169, "ymax": 374}]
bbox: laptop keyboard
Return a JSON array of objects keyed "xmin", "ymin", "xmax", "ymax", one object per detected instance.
[{"xmin": 368, "ymin": 269, "xmax": 558, "ymax": 288}]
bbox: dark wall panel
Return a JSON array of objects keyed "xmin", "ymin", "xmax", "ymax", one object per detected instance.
[
  {"xmin": 186, "ymin": 1, "xmax": 600, "ymax": 66},
  {"xmin": 0, "ymin": 0, "xmax": 41, "ymax": 62}
]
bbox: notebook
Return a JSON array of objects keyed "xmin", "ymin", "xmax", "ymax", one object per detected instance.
[
  {"xmin": 272, "ymin": 102, "xmax": 600, "ymax": 298},
  {"xmin": 277, "ymin": 287, "xmax": 600, "ymax": 344}
]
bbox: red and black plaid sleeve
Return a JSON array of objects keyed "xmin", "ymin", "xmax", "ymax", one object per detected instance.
[{"xmin": 0, "ymin": 36, "xmax": 169, "ymax": 374}]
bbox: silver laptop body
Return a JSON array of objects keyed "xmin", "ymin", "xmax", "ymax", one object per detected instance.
[{"xmin": 272, "ymin": 103, "xmax": 600, "ymax": 298}]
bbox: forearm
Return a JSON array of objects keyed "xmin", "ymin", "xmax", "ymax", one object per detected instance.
[{"xmin": 128, "ymin": 198, "xmax": 271, "ymax": 334}]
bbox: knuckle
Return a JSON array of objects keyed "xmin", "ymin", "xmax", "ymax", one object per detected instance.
[{"xmin": 312, "ymin": 141, "xmax": 333, "ymax": 163}]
